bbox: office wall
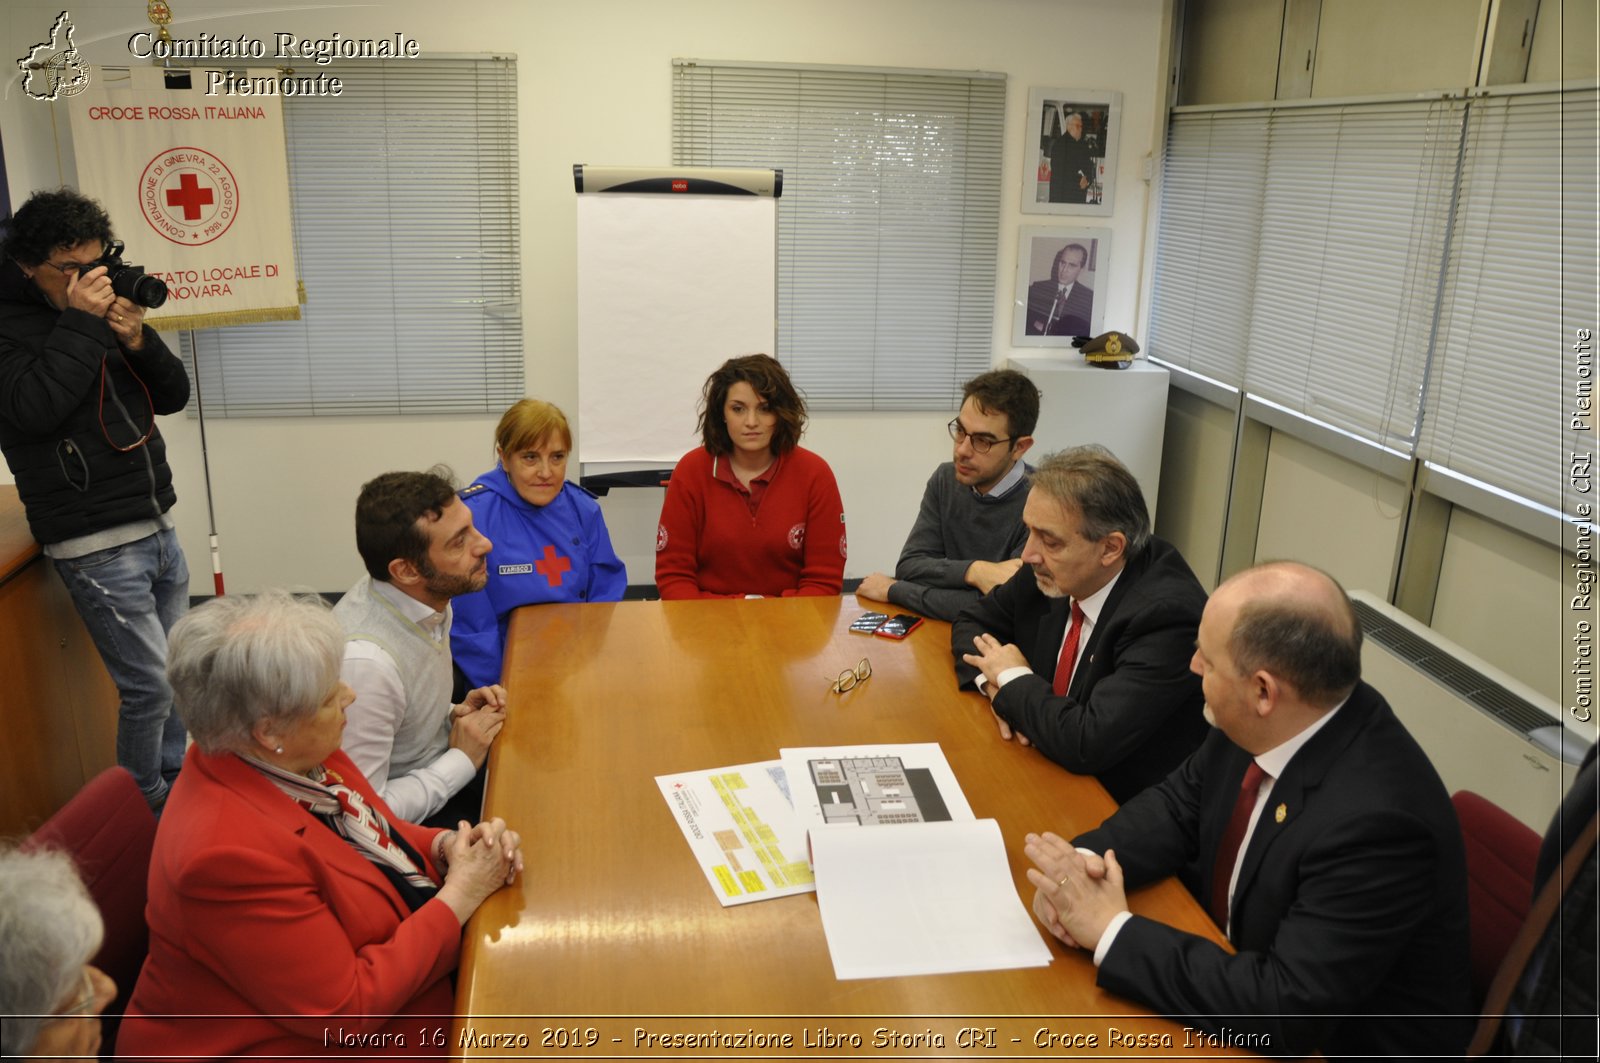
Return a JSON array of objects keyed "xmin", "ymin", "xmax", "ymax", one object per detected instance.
[
  {"xmin": 1528, "ymin": 0, "xmax": 1600, "ymax": 82},
  {"xmin": 1253, "ymin": 431, "xmax": 1407, "ymax": 596},
  {"xmin": 0, "ymin": 0, "xmax": 1169, "ymax": 593},
  {"xmin": 1155, "ymin": 397, "xmax": 1574, "ymax": 705},
  {"xmin": 1308, "ymin": 0, "xmax": 1480, "ymax": 98},
  {"xmin": 1154, "ymin": 1, "xmax": 1595, "ymax": 709},
  {"xmin": 1151, "ymin": 387, "xmax": 1233, "ymax": 590},
  {"xmin": 1178, "ymin": 0, "xmax": 1284, "ymax": 105},
  {"xmin": 1433, "ymin": 508, "xmax": 1565, "ymax": 700},
  {"xmin": 1179, "ymin": 0, "xmax": 1597, "ymax": 105}
]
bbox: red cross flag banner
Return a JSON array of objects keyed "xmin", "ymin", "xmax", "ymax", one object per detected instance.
[{"xmin": 67, "ymin": 65, "xmax": 299, "ymax": 330}]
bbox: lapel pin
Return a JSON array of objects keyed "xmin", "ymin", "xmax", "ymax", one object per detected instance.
[{"xmin": 1274, "ymin": 803, "xmax": 1287, "ymax": 824}]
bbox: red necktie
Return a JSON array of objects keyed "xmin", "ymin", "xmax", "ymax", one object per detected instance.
[
  {"xmin": 1051, "ymin": 601, "xmax": 1086, "ymax": 696},
  {"xmin": 1208, "ymin": 760, "xmax": 1269, "ymax": 932}
]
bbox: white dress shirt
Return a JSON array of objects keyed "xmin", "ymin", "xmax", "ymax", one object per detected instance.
[
  {"xmin": 982, "ymin": 569, "xmax": 1123, "ymax": 696},
  {"xmin": 340, "ymin": 581, "xmax": 473, "ymax": 823}
]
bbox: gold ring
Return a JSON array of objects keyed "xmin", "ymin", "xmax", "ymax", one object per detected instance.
[{"xmin": 1056, "ymin": 873, "xmax": 1070, "ymax": 888}]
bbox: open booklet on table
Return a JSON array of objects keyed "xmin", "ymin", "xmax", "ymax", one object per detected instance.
[{"xmin": 657, "ymin": 743, "xmax": 1050, "ymax": 979}]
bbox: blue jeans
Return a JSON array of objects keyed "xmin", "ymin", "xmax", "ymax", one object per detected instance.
[{"xmin": 53, "ymin": 527, "xmax": 190, "ymax": 809}]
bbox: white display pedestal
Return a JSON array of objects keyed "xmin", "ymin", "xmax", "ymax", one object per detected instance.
[{"xmin": 1006, "ymin": 355, "xmax": 1170, "ymax": 521}]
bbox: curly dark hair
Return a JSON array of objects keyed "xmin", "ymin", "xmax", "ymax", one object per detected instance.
[
  {"xmin": 1, "ymin": 189, "xmax": 113, "ymax": 266},
  {"xmin": 697, "ymin": 354, "xmax": 807, "ymax": 458},
  {"xmin": 354, "ymin": 468, "xmax": 458, "ymax": 582}
]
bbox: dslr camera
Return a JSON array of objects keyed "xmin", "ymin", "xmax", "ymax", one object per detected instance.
[{"xmin": 89, "ymin": 241, "xmax": 169, "ymax": 309}]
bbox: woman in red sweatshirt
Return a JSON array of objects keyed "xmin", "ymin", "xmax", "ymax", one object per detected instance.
[{"xmin": 655, "ymin": 354, "xmax": 846, "ymax": 599}]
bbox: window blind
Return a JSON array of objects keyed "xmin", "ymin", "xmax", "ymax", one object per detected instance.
[
  {"xmin": 1421, "ymin": 87, "xmax": 1599, "ymax": 517},
  {"xmin": 1146, "ymin": 108, "xmax": 1269, "ymax": 388},
  {"xmin": 672, "ymin": 60, "xmax": 1005, "ymax": 411},
  {"xmin": 1242, "ymin": 98, "xmax": 1464, "ymax": 454},
  {"xmin": 182, "ymin": 57, "xmax": 522, "ymax": 417}
]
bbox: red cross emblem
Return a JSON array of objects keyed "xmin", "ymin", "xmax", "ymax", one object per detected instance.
[
  {"xmin": 535, "ymin": 545, "xmax": 572, "ymax": 587},
  {"xmin": 165, "ymin": 172, "xmax": 215, "ymax": 220},
  {"xmin": 138, "ymin": 147, "xmax": 239, "ymax": 246}
]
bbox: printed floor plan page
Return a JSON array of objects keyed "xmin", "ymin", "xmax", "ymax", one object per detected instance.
[
  {"xmin": 807, "ymin": 755, "xmax": 952, "ymax": 825},
  {"xmin": 779, "ymin": 743, "xmax": 974, "ymax": 831}
]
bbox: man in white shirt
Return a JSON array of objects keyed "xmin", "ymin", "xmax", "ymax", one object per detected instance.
[
  {"xmin": 1023, "ymin": 561, "xmax": 1472, "ymax": 1060},
  {"xmin": 334, "ymin": 469, "xmax": 506, "ymax": 827}
]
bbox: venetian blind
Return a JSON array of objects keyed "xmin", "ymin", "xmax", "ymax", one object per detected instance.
[
  {"xmin": 1145, "ymin": 108, "xmax": 1269, "ymax": 388},
  {"xmin": 1421, "ymin": 87, "xmax": 1600, "ymax": 516},
  {"xmin": 672, "ymin": 59, "xmax": 1005, "ymax": 411},
  {"xmin": 181, "ymin": 57, "xmax": 522, "ymax": 417},
  {"xmin": 1241, "ymin": 98, "xmax": 1464, "ymax": 454}
]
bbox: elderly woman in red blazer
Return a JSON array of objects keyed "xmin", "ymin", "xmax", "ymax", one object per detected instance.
[{"xmin": 118, "ymin": 591, "xmax": 523, "ymax": 1058}]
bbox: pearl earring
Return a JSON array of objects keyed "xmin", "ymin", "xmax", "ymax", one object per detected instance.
[{"xmin": 275, "ymin": 745, "xmax": 284, "ymax": 754}]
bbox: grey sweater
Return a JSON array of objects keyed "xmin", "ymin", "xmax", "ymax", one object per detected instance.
[{"xmin": 886, "ymin": 462, "xmax": 1030, "ymax": 621}]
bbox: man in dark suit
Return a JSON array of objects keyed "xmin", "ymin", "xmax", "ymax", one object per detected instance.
[
  {"xmin": 1025, "ymin": 243, "xmax": 1093, "ymax": 336},
  {"xmin": 1048, "ymin": 110, "xmax": 1097, "ymax": 203},
  {"xmin": 953, "ymin": 445, "xmax": 1208, "ymax": 803},
  {"xmin": 1024, "ymin": 562, "xmax": 1473, "ymax": 1061}
]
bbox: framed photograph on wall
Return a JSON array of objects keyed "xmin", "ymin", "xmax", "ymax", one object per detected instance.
[
  {"xmin": 1022, "ymin": 88, "xmax": 1120, "ymax": 216},
  {"xmin": 1013, "ymin": 226, "xmax": 1111, "ymax": 347}
]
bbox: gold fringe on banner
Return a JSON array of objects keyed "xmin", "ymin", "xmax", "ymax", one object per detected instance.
[{"xmin": 149, "ymin": 305, "xmax": 302, "ymax": 331}]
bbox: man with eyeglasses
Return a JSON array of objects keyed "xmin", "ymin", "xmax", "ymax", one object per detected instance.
[
  {"xmin": 952, "ymin": 445, "xmax": 1208, "ymax": 803},
  {"xmin": 857, "ymin": 369, "xmax": 1039, "ymax": 622},
  {"xmin": 0, "ymin": 189, "xmax": 192, "ymax": 811}
]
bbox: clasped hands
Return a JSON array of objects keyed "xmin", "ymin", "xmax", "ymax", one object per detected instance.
[
  {"xmin": 434, "ymin": 816, "xmax": 524, "ymax": 924},
  {"xmin": 961, "ymin": 632, "xmax": 1033, "ymax": 745},
  {"xmin": 1023, "ymin": 831, "xmax": 1127, "ymax": 953},
  {"xmin": 449, "ymin": 684, "xmax": 507, "ymax": 768}
]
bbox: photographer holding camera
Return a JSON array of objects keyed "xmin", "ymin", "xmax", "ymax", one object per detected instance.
[{"xmin": 0, "ymin": 188, "xmax": 191, "ymax": 811}]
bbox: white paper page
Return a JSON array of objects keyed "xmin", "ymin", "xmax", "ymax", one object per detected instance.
[
  {"xmin": 655, "ymin": 761, "xmax": 815, "ymax": 906},
  {"xmin": 811, "ymin": 819, "xmax": 1052, "ymax": 979},
  {"xmin": 576, "ymin": 194, "xmax": 776, "ymax": 466}
]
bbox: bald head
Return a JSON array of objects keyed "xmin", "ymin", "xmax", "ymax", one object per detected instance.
[{"xmin": 1216, "ymin": 562, "xmax": 1362, "ymax": 709}]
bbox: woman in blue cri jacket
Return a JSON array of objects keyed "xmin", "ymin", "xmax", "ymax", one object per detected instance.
[{"xmin": 450, "ymin": 400, "xmax": 626, "ymax": 688}]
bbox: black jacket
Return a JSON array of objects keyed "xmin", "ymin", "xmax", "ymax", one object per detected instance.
[
  {"xmin": 951, "ymin": 536, "xmax": 1209, "ymax": 803},
  {"xmin": 1076, "ymin": 683, "xmax": 1474, "ymax": 1060},
  {"xmin": 0, "ymin": 259, "xmax": 188, "ymax": 544}
]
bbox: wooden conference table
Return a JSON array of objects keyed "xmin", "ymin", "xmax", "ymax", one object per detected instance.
[
  {"xmin": 0, "ymin": 485, "xmax": 120, "ymax": 835},
  {"xmin": 454, "ymin": 596, "xmax": 1245, "ymax": 1059}
]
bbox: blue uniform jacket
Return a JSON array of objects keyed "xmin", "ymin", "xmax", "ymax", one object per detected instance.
[{"xmin": 450, "ymin": 466, "xmax": 627, "ymax": 687}]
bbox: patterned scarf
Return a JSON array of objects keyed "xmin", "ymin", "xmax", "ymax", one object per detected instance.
[{"xmin": 247, "ymin": 755, "xmax": 439, "ymax": 908}]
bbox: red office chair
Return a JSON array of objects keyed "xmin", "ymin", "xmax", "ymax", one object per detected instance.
[
  {"xmin": 24, "ymin": 766, "xmax": 157, "ymax": 1052},
  {"xmin": 1452, "ymin": 789, "xmax": 1541, "ymax": 1008}
]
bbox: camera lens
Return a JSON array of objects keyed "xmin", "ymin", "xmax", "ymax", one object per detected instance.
[
  {"xmin": 110, "ymin": 266, "xmax": 169, "ymax": 309},
  {"xmin": 128, "ymin": 273, "xmax": 168, "ymax": 309}
]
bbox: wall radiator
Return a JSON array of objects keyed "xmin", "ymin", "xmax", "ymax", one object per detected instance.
[{"xmin": 1351, "ymin": 591, "xmax": 1592, "ymax": 831}]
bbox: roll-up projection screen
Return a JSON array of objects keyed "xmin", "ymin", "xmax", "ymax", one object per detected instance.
[{"xmin": 574, "ymin": 166, "xmax": 779, "ymax": 474}]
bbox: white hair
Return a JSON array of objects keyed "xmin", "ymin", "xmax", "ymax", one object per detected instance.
[
  {"xmin": 167, "ymin": 590, "xmax": 344, "ymax": 753},
  {"xmin": 0, "ymin": 846, "xmax": 103, "ymax": 1054}
]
